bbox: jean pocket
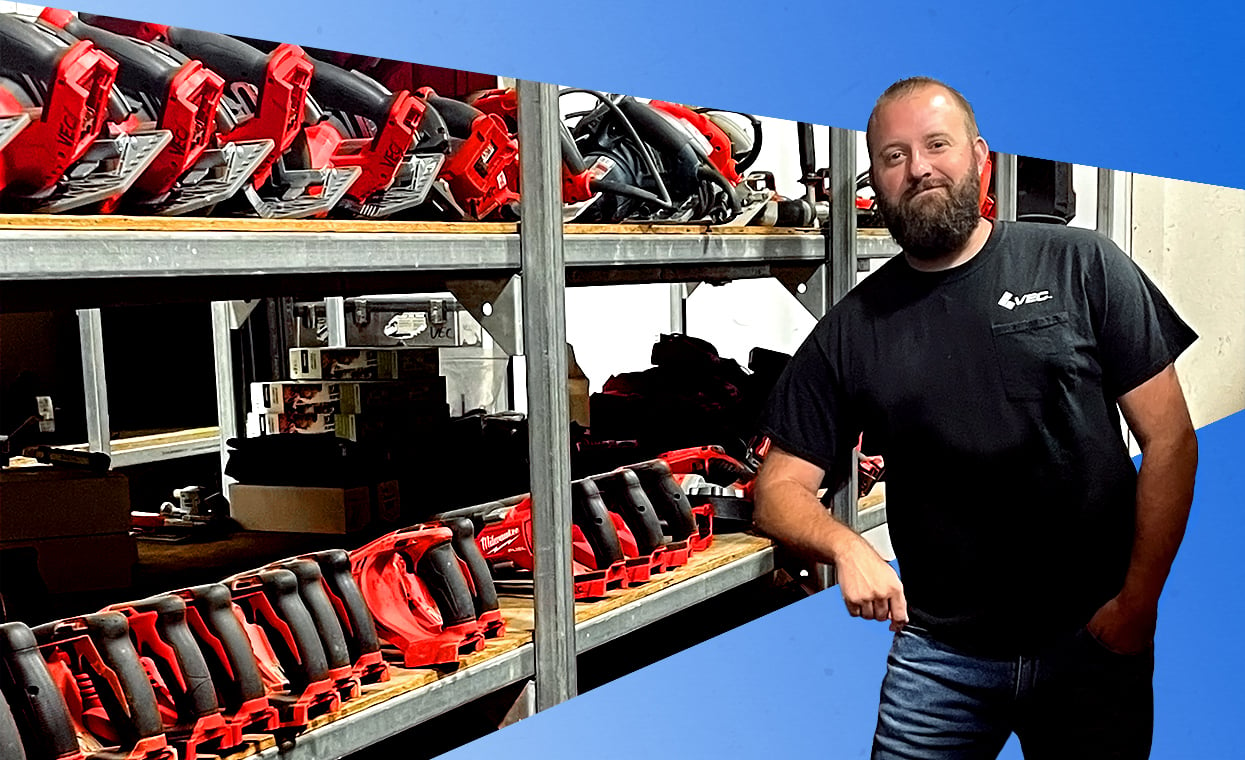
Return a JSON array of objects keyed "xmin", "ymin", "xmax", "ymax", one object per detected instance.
[
  {"xmin": 1081, "ymin": 626, "xmax": 1152, "ymax": 660},
  {"xmin": 991, "ymin": 311, "xmax": 1075, "ymax": 400}
]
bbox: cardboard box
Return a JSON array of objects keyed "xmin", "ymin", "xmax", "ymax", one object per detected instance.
[
  {"xmin": 251, "ymin": 381, "xmax": 343, "ymax": 414},
  {"xmin": 252, "ymin": 379, "xmax": 447, "ymax": 415},
  {"xmin": 0, "ymin": 470, "xmax": 130, "ymax": 542},
  {"xmin": 229, "ymin": 483, "xmax": 373, "ymax": 534},
  {"xmin": 333, "ymin": 410, "xmax": 450, "ymax": 444},
  {"xmin": 289, "ymin": 348, "xmax": 440, "ymax": 380},
  {"xmin": 339, "ymin": 378, "xmax": 447, "ymax": 414},
  {"xmin": 0, "ymin": 533, "xmax": 136, "ymax": 593},
  {"xmin": 247, "ymin": 412, "xmax": 338, "ymax": 437}
]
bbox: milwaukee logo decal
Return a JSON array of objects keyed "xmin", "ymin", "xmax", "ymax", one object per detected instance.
[
  {"xmin": 998, "ymin": 290, "xmax": 1052, "ymax": 310},
  {"xmin": 479, "ymin": 527, "xmax": 521, "ymax": 557}
]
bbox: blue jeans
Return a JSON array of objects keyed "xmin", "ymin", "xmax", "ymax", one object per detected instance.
[{"xmin": 872, "ymin": 625, "xmax": 1154, "ymax": 759}]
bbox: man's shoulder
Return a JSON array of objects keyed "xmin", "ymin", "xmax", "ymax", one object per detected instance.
[{"xmin": 1002, "ymin": 221, "xmax": 1113, "ymax": 253}]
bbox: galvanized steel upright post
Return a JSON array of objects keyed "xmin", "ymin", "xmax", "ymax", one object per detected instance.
[
  {"xmin": 211, "ymin": 302, "xmax": 239, "ymax": 495},
  {"xmin": 993, "ymin": 153, "xmax": 1019, "ymax": 222},
  {"xmin": 828, "ymin": 127, "xmax": 860, "ymax": 535},
  {"xmin": 77, "ymin": 309, "xmax": 111, "ymax": 455},
  {"xmin": 516, "ymin": 79, "xmax": 577, "ymax": 711}
]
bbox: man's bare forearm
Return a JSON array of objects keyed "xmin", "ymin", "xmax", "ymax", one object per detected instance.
[
  {"xmin": 754, "ymin": 477, "xmax": 863, "ymax": 563},
  {"xmin": 1121, "ymin": 427, "xmax": 1198, "ymax": 609}
]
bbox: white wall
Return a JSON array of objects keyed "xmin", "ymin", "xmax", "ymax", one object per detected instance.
[{"xmin": 1131, "ymin": 176, "xmax": 1245, "ymax": 428}]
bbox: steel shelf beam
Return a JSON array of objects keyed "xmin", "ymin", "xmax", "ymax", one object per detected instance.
[
  {"xmin": 0, "ymin": 231, "xmax": 521, "ymax": 281},
  {"xmin": 0, "ymin": 231, "xmax": 837, "ymax": 282},
  {"xmin": 252, "ymin": 647, "xmax": 534, "ymax": 760},
  {"xmin": 575, "ymin": 547, "xmax": 777, "ymax": 653}
]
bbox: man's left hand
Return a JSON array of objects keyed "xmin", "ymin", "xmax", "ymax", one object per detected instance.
[{"xmin": 1087, "ymin": 594, "xmax": 1157, "ymax": 655}]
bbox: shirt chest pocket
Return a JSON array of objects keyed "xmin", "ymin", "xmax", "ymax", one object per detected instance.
[{"xmin": 991, "ymin": 312, "xmax": 1077, "ymax": 400}]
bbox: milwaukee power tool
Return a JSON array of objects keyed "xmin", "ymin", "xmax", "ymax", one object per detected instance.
[
  {"xmin": 102, "ymin": 595, "xmax": 240, "ymax": 758},
  {"xmin": 350, "ymin": 524, "xmax": 489, "ymax": 669},
  {"xmin": 30, "ymin": 613, "xmax": 178, "ymax": 760},
  {"xmin": 165, "ymin": 584, "xmax": 280, "ymax": 736},
  {"xmin": 223, "ymin": 569, "xmax": 342, "ymax": 726},
  {"xmin": 1, "ymin": 621, "xmax": 87, "ymax": 760}
]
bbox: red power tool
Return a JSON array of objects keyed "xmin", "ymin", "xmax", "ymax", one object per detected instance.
[
  {"xmin": 619, "ymin": 459, "xmax": 714, "ymax": 553},
  {"xmin": 0, "ymin": 86, "xmax": 31, "ymax": 171},
  {"xmin": 101, "ymin": 595, "xmax": 238, "ymax": 759},
  {"xmin": 81, "ymin": 14, "xmax": 357, "ymax": 218},
  {"xmin": 259, "ymin": 558, "xmax": 363, "ymax": 702},
  {"xmin": 223, "ymin": 569, "xmax": 342, "ymax": 727},
  {"xmin": 36, "ymin": 10, "xmax": 271, "ymax": 216},
  {"xmin": 291, "ymin": 55, "xmax": 446, "ymax": 218},
  {"xmin": 1, "ymin": 621, "xmax": 87, "ymax": 760},
  {"xmin": 468, "ymin": 86, "xmax": 676, "ymax": 220},
  {"xmin": 30, "ymin": 613, "xmax": 177, "ymax": 760},
  {"xmin": 290, "ymin": 550, "xmax": 391, "ymax": 686},
  {"xmin": 659, "ymin": 445, "xmax": 757, "ymax": 533},
  {"xmin": 0, "ymin": 13, "xmax": 169, "ymax": 213},
  {"xmin": 165, "ymin": 585, "xmax": 279, "ymax": 737},
  {"xmin": 440, "ymin": 491, "xmax": 629, "ymax": 600},
  {"xmin": 349, "ymin": 524, "xmax": 488, "ymax": 669},
  {"xmin": 588, "ymin": 469, "xmax": 687, "ymax": 581},
  {"xmin": 415, "ymin": 88, "xmax": 518, "ymax": 220}
]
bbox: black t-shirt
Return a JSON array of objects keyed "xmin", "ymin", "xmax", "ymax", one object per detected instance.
[{"xmin": 761, "ymin": 221, "xmax": 1197, "ymax": 657}]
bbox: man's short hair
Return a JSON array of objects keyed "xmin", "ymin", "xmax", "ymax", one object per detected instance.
[{"xmin": 865, "ymin": 76, "xmax": 980, "ymax": 157}]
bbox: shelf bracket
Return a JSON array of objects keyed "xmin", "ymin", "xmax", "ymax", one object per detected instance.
[{"xmin": 447, "ymin": 275, "xmax": 523, "ymax": 356}]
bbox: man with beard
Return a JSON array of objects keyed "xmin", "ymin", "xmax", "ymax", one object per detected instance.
[{"xmin": 753, "ymin": 77, "xmax": 1198, "ymax": 759}]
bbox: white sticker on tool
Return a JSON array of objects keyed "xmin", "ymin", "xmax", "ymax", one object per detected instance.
[{"xmin": 384, "ymin": 312, "xmax": 429, "ymax": 340}]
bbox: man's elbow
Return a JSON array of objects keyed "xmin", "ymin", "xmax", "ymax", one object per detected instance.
[{"xmin": 751, "ymin": 476, "xmax": 778, "ymax": 536}]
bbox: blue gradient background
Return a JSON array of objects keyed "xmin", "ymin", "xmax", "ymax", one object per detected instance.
[
  {"xmin": 69, "ymin": 0, "xmax": 1245, "ymax": 190},
  {"xmin": 63, "ymin": 0, "xmax": 1245, "ymax": 756}
]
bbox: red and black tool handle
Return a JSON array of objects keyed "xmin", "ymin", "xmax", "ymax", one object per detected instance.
[
  {"xmin": 303, "ymin": 55, "xmax": 396, "ymax": 126},
  {"xmin": 0, "ymin": 12, "xmax": 79, "ymax": 81},
  {"xmin": 624, "ymin": 460, "xmax": 699, "ymax": 541},
  {"xmin": 270, "ymin": 560, "xmax": 352, "ymax": 673},
  {"xmin": 0, "ymin": 622, "xmax": 81, "ymax": 760},
  {"xmin": 589, "ymin": 469, "xmax": 667, "ymax": 556},
  {"xmin": 230, "ymin": 569, "xmax": 331, "ymax": 691},
  {"xmin": 178, "ymin": 584, "xmax": 267, "ymax": 709},
  {"xmin": 107, "ymin": 594, "xmax": 220, "ymax": 721},
  {"xmin": 571, "ymin": 479, "xmax": 626, "ymax": 569},
  {"xmin": 420, "ymin": 92, "xmax": 480, "ymax": 139},
  {"xmin": 306, "ymin": 550, "xmax": 383, "ymax": 660},
  {"xmin": 80, "ymin": 18, "xmax": 273, "ymax": 86},
  {"xmin": 439, "ymin": 516, "xmax": 500, "ymax": 618},
  {"xmin": 418, "ymin": 542, "xmax": 479, "ymax": 628},
  {"xmin": 33, "ymin": 613, "xmax": 166, "ymax": 748},
  {"xmin": 42, "ymin": 10, "xmax": 183, "ymax": 105}
]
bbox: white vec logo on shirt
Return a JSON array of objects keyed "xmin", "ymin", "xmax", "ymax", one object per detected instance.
[{"xmin": 998, "ymin": 290, "xmax": 1052, "ymax": 310}]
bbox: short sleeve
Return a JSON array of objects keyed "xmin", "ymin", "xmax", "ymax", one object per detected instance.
[
  {"xmin": 1089, "ymin": 240, "xmax": 1198, "ymax": 398},
  {"xmin": 759, "ymin": 322, "xmax": 859, "ymax": 485}
]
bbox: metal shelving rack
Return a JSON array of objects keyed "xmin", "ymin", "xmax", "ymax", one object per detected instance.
[{"xmin": 1, "ymin": 75, "xmax": 1117, "ymax": 758}]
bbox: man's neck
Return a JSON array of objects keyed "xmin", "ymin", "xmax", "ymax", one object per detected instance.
[{"xmin": 903, "ymin": 218, "xmax": 995, "ymax": 272}]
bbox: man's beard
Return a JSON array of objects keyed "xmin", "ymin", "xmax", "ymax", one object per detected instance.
[{"xmin": 875, "ymin": 165, "xmax": 982, "ymax": 261}]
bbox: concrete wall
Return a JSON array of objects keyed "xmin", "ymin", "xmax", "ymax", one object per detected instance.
[{"xmin": 1131, "ymin": 176, "xmax": 1245, "ymax": 429}]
